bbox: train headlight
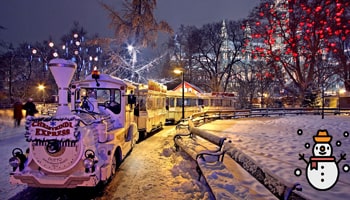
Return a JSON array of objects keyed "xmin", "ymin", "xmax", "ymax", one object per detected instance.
[
  {"xmin": 83, "ymin": 158, "xmax": 94, "ymax": 169},
  {"xmin": 9, "ymin": 148, "xmax": 27, "ymax": 171},
  {"xmin": 9, "ymin": 156, "xmax": 20, "ymax": 168},
  {"xmin": 84, "ymin": 149, "xmax": 96, "ymax": 173}
]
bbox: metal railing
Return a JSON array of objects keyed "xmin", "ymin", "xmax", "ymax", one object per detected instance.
[{"xmin": 189, "ymin": 107, "xmax": 350, "ymax": 126}]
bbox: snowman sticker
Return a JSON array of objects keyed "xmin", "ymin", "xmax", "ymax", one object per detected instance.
[{"xmin": 297, "ymin": 129, "xmax": 349, "ymax": 191}]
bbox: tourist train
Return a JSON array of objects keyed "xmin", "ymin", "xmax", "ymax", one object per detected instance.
[
  {"xmin": 8, "ymin": 59, "xmax": 236, "ymax": 188},
  {"xmin": 9, "ymin": 59, "xmax": 139, "ymax": 188},
  {"xmin": 166, "ymin": 90, "xmax": 237, "ymax": 124}
]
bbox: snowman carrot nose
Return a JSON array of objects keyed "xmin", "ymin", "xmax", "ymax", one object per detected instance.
[{"xmin": 320, "ymin": 146, "xmax": 325, "ymax": 151}]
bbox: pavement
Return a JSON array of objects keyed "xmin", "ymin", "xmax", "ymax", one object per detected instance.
[
  {"xmin": 0, "ymin": 108, "xmax": 26, "ymax": 141},
  {"xmin": 0, "ymin": 124, "xmax": 26, "ymax": 141}
]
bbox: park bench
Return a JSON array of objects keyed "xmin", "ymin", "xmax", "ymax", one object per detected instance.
[
  {"xmin": 173, "ymin": 120, "xmax": 249, "ymax": 199},
  {"xmin": 173, "ymin": 120, "xmax": 227, "ymax": 160},
  {"xmin": 174, "ymin": 119, "xmax": 304, "ymax": 200}
]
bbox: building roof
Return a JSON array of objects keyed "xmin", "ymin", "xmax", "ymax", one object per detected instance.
[{"xmin": 172, "ymin": 81, "xmax": 204, "ymax": 94}]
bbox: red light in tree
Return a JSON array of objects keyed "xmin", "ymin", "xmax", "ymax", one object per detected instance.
[{"xmin": 315, "ymin": 6, "xmax": 322, "ymax": 12}]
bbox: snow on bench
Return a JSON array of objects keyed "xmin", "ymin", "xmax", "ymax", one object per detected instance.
[
  {"xmin": 196, "ymin": 148, "xmax": 242, "ymax": 200},
  {"xmin": 225, "ymin": 146, "xmax": 304, "ymax": 200},
  {"xmin": 174, "ymin": 120, "xmax": 244, "ymax": 199},
  {"xmin": 173, "ymin": 120, "xmax": 226, "ymax": 160}
]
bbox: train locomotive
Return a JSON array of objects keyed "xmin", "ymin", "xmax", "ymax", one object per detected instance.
[{"xmin": 9, "ymin": 59, "xmax": 138, "ymax": 188}]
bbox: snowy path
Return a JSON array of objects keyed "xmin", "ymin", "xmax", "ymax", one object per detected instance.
[{"xmin": 97, "ymin": 126, "xmax": 213, "ymax": 200}]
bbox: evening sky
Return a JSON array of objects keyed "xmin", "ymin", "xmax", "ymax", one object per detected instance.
[{"xmin": 0, "ymin": 0, "xmax": 259, "ymax": 45}]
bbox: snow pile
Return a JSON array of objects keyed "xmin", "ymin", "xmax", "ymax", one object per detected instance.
[{"xmin": 199, "ymin": 115, "xmax": 350, "ymax": 200}]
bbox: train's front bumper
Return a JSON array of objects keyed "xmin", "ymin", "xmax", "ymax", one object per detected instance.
[{"xmin": 10, "ymin": 172, "xmax": 99, "ymax": 188}]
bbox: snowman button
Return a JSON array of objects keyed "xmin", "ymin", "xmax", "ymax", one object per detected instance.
[
  {"xmin": 321, "ymin": 165, "xmax": 324, "ymax": 169},
  {"xmin": 321, "ymin": 178, "xmax": 324, "ymax": 182},
  {"xmin": 321, "ymin": 172, "xmax": 324, "ymax": 176}
]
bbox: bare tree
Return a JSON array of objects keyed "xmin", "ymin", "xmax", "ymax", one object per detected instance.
[
  {"xmin": 171, "ymin": 21, "xmax": 245, "ymax": 92},
  {"xmin": 97, "ymin": 0, "xmax": 173, "ymax": 82},
  {"xmin": 100, "ymin": 0, "xmax": 172, "ymax": 47}
]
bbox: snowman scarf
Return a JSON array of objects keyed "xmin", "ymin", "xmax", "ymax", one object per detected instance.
[{"xmin": 310, "ymin": 156, "xmax": 335, "ymax": 170}]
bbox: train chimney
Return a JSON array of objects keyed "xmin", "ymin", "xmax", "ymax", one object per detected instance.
[{"xmin": 49, "ymin": 59, "xmax": 77, "ymax": 116}]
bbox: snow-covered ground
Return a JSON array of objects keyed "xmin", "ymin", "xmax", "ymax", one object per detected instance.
[
  {"xmin": 1, "ymin": 109, "xmax": 350, "ymax": 199},
  {"xmin": 96, "ymin": 115, "xmax": 350, "ymax": 200},
  {"xmin": 199, "ymin": 115, "xmax": 350, "ymax": 200}
]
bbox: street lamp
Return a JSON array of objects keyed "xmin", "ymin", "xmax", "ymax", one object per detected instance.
[
  {"xmin": 38, "ymin": 84, "xmax": 45, "ymax": 104},
  {"xmin": 174, "ymin": 69, "xmax": 185, "ymax": 120}
]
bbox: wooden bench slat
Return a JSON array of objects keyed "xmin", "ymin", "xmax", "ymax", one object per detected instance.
[{"xmin": 197, "ymin": 159, "xmax": 242, "ymax": 200}]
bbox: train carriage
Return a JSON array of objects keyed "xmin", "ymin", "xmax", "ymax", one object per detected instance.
[
  {"xmin": 133, "ymin": 80, "xmax": 167, "ymax": 139},
  {"xmin": 199, "ymin": 92, "xmax": 237, "ymax": 111},
  {"xmin": 166, "ymin": 91, "xmax": 237, "ymax": 124},
  {"xmin": 166, "ymin": 90, "xmax": 202, "ymax": 124}
]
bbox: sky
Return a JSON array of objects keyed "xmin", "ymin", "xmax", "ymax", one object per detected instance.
[{"xmin": 0, "ymin": 0, "xmax": 259, "ymax": 46}]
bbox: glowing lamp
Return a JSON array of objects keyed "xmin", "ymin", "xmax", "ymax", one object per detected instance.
[{"xmin": 92, "ymin": 67, "xmax": 100, "ymax": 79}]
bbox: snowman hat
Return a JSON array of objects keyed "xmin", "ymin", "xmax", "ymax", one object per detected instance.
[{"xmin": 313, "ymin": 130, "xmax": 332, "ymax": 143}]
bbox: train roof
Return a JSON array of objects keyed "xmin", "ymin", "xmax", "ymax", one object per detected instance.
[{"xmin": 73, "ymin": 73, "xmax": 135, "ymax": 89}]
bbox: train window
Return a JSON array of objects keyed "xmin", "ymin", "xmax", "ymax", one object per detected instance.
[
  {"xmin": 109, "ymin": 90, "xmax": 121, "ymax": 114},
  {"xmin": 92, "ymin": 88, "xmax": 121, "ymax": 114},
  {"xmin": 198, "ymin": 99, "xmax": 203, "ymax": 106},
  {"xmin": 138, "ymin": 96, "xmax": 147, "ymax": 111},
  {"xmin": 168, "ymin": 98, "xmax": 175, "ymax": 107},
  {"xmin": 189, "ymin": 98, "xmax": 197, "ymax": 106},
  {"xmin": 203, "ymin": 99, "xmax": 210, "ymax": 106},
  {"xmin": 146, "ymin": 96, "xmax": 153, "ymax": 109},
  {"xmin": 96, "ymin": 89, "xmax": 110, "ymax": 104},
  {"xmin": 176, "ymin": 98, "xmax": 183, "ymax": 107}
]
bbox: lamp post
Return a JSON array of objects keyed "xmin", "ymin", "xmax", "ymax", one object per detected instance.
[
  {"xmin": 174, "ymin": 69, "xmax": 185, "ymax": 120},
  {"xmin": 38, "ymin": 84, "xmax": 45, "ymax": 105}
]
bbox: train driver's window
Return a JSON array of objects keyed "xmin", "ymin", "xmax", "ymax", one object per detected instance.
[
  {"xmin": 96, "ymin": 89, "xmax": 110, "ymax": 104},
  {"xmin": 109, "ymin": 89, "xmax": 121, "ymax": 114}
]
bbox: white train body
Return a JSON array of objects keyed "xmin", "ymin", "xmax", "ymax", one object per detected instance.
[
  {"xmin": 166, "ymin": 91, "xmax": 237, "ymax": 124},
  {"xmin": 134, "ymin": 80, "xmax": 167, "ymax": 138},
  {"xmin": 9, "ymin": 59, "xmax": 138, "ymax": 188}
]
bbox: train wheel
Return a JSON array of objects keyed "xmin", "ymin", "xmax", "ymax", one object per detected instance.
[
  {"xmin": 110, "ymin": 155, "xmax": 117, "ymax": 177},
  {"xmin": 112, "ymin": 149, "xmax": 122, "ymax": 175},
  {"xmin": 137, "ymin": 131, "xmax": 146, "ymax": 143}
]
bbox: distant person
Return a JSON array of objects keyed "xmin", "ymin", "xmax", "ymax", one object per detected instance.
[
  {"xmin": 134, "ymin": 103, "xmax": 139, "ymax": 117},
  {"xmin": 13, "ymin": 99, "xmax": 23, "ymax": 127},
  {"xmin": 128, "ymin": 90, "xmax": 136, "ymax": 109},
  {"xmin": 23, "ymin": 98, "xmax": 38, "ymax": 116}
]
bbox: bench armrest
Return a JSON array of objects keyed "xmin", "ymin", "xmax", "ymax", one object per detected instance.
[{"xmin": 196, "ymin": 149, "xmax": 226, "ymax": 162}]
